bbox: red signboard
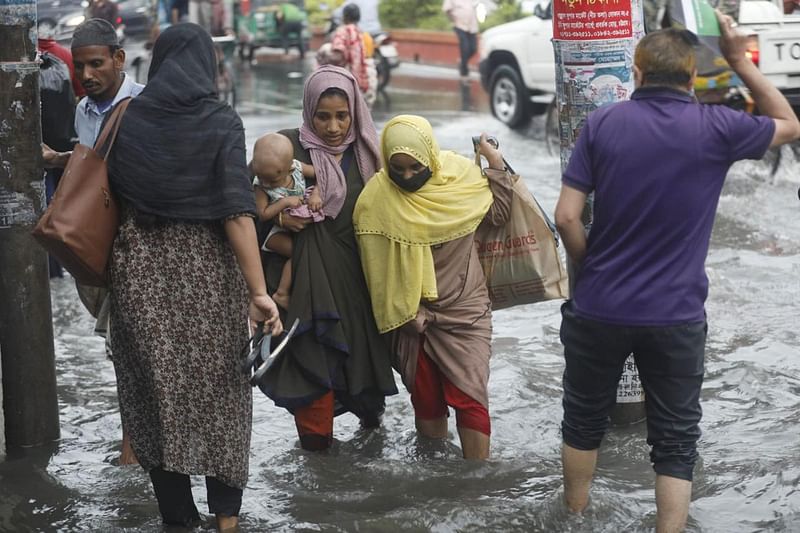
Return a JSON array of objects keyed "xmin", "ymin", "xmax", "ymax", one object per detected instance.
[{"xmin": 553, "ymin": 0, "xmax": 633, "ymax": 41}]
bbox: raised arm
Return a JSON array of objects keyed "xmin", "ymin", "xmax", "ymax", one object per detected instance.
[{"xmin": 477, "ymin": 134, "xmax": 512, "ymax": 226}]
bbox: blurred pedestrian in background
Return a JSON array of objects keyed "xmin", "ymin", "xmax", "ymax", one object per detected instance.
[
  {"xmin": 328, "ymin": 4, "xmax": 371, "ymax": 103},
  {"xmin": 332, "ymin": 0, "xmax": 381, "ymax": 35},
  {"xmin": 443, "ymin": 0, "xmax": 478, "ymax": 83},
  {"xmin": 38, "ymin": 22, "xmax": 85, "ymax": 99},
  {"xmin": 276, "ymin": 2, "xmax": 307, "ymax": 57},
  {"xmin": 189, "ymin": 0, "xmax": 231, "ymax": 34},
  {"xmin": 170, "ymin": 0, "xmax": 189, "ymax": 23},
  {"xmin": 88, "ymin": 0, "xmax": 120, "ymax": 26}
]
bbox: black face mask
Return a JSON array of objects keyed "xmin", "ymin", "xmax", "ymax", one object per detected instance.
[{"xmin": 388, "ymin": 167, "xmax": 432, "ymax": 192}]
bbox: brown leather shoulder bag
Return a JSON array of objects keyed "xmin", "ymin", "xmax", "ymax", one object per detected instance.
[{"xmin": 32, "ymin": 98, "xmax": 131, "ymax": 287}]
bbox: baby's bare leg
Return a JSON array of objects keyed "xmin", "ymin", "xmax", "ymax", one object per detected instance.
[
  {"xmin": 266, "ymin": 231, "xmax": 293, "ymax": 257},
  {"xmin": 267, "ymin": 232, "xmax": 293, "ymax": 309},
  {"xmin": 273, "ymin": 259, "xmax": 292, "ymax": 310}
]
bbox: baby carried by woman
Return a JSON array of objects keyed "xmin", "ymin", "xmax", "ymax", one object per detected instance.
[{"xmin": 251, "ymin": 132, "xmax": 324, "ymax": 309}]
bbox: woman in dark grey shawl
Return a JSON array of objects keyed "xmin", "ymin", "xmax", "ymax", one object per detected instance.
[{"xmin": 106, "ymin": 23, "xmax": 282, "ymax": 530}]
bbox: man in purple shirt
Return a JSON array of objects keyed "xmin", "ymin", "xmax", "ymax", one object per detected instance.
[{"xmin": 554, "ymin": 13, "xmax": 800, "ymax": 531}]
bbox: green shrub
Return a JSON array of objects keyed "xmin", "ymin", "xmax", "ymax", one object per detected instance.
[
  {"xmin": 378, "ymin": 0, "xmax": 525, "ymax": 31},
  {"xmin": 305, "ymin": 0, "xmax": 345, "ymax": 28},
  {"xmin": 480, "ymin": 0, "xmax": 524, "ymax": 30},
  {"xmin": 379, "ymin": 0, "xmax": 450, "ymax": 31}
]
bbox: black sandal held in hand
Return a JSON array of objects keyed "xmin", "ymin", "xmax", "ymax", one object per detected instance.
[{"xmin": 241, "ymin": 318, "xmax": 300, "ymax": 386}]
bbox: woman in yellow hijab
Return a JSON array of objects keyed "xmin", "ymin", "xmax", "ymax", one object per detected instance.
[{"xmin": 353, "ymin": 115, "xmax": 513, "ymax": 459}]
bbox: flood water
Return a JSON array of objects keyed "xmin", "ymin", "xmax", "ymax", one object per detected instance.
[{"xmin": 1, "ymin": 56, "xmax": 800, "ymax": 531}]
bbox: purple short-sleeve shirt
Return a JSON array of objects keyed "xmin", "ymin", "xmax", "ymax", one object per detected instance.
[{"xmin": 563, "ymin": 87, "xmax": 775, "ymax": 326}]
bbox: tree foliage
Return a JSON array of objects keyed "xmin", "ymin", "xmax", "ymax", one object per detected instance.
[
  {"xmin": 378, "ymin": 0, "xmax": 524, "ymax": 31},
  {"xmin": 305, "ymin": 0, "xmax": 345, "ymax": 27},
  {"xmin": 379, "ymin": 0, "xmax": 450, "ymax": 30},
  {"xmin": 480, "ymin": 0, "xmax": 523, "ymax": 30}
]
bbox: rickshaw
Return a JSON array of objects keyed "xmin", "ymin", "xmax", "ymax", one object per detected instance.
[{"xmin": 237, "ymin": 0, "xmax": 310, "ymax": 62}]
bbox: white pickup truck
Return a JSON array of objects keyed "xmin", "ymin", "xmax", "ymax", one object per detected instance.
[
  {"xmin": 478, "ymin": 4, "xmax": 554, "ymax": 128},
  {"xmin": 478, "ymin": 0, "xmax": 800, "ymax": 129},
  {"xmin": 740, "ymin": 0, "xmax": 800, "ymax": 107}
]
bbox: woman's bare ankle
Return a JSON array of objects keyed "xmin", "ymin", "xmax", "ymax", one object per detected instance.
[
  {"xmin": 119, "ymin": 431, "xmax": 138, "ymax": 465},
  {"xmin": 216, "ymin": 514, "xmax": 239, "ymax": 532}
]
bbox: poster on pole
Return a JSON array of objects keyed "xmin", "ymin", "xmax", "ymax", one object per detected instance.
[
  {"xmin": 553, "ymin": 39, "xmax": 636, "ymax": 166},
  {"xmin": 551, "ymin": 0, "xmax": 647, "ymax": 417},
  {"xmin": 553, "ymin": 0, "xmax": 634, "ymax": 41}
]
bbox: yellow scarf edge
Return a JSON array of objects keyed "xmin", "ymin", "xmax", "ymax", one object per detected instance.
[
  {"xmin": 377, "ymin": 311, "xmax": 418, "ymax": 334},
  {"xmin": 353, "ymin": 218, "xmax": 486, "ymax": 247}
]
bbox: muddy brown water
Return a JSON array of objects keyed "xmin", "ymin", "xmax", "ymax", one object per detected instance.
[{"xmin": 2, "ymin": 60, "xmax": 800, "ymax": 531}]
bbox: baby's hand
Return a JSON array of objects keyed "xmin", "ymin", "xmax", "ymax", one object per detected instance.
[
  {"xmin": 300, "ymin": 162, "xmax": 315, "ymax": 178},
  {"xmin": 283, "ymin": 196, "xmax": 304, "ymax": 209},
  {"xmin": 307, "ymin": 189, "xmax": 323, "ymax": 212}
]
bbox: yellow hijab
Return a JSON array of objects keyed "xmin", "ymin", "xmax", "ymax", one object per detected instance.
[{"xmin": 353, "ymin": 115, "xmax": 493, "ymax": 333}]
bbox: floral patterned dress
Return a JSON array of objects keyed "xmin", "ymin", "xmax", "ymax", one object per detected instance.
[{"xmin": 109, "ymin": 206, "xmax": 252, "ymax": 489}]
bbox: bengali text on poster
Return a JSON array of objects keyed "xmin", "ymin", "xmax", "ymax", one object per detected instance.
[{"xmin": 553, "ymin": 0, "xmax": 633, "ymax": 41}]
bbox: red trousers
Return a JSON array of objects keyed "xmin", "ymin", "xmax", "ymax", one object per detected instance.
[
  {"xmin": 410, "ymin": 341, "xmax": 491, "ymax": 436},
  {"xmin": 294, "ymin": 390, "xmax": 334, "ymax": 451}
]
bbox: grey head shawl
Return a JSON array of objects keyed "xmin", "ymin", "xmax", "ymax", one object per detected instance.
[{"xmin": 108, "ymin": 23, "xmax": 255, "ymax": 220}]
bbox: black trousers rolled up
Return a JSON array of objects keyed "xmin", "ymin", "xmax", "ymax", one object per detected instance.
[
  {"xmin": 559, "ymin": 301, "xmax": 706, "ymax": 481},
  {"xmin": 149, "ymin": 467, "xmax": 243, "ymax": 526}
]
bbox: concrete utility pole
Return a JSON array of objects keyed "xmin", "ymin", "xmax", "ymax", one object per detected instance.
[
  {"xmin": 0, "ymin": 347, "xmax": 4, "ymax": 458},
  {"xmin": 552, "ymin": 0, "xmax": 646, "ymax": 424},
  {"xmin": 0, "ymin": 0, "xmax": 60, "ymax": 447}
]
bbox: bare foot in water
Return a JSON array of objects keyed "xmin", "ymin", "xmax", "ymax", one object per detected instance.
[
  {"xmin": 216, "ymin": 514, "xmax": 239, "ymax": 532},
  {"xmin": 272, "ymin": 290, "xmax": 290, "ymax": 311},
  {"xmin": 119, "ymin": 430, "xmax": 138, "ymax": 465}
]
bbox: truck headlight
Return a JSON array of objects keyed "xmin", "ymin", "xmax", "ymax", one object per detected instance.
[{"xmin": 65, "ymin": 14, "xmax": 85, "ymax": 28}]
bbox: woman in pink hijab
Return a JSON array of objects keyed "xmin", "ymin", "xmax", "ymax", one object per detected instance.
[{"xmin": 257, "ymin": 65, "xmax": 397, "ymax": 451}]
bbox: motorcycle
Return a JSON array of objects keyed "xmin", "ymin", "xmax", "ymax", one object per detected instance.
[{"xmin": 371, "ymin": 31, "xmax": 399, "ymax": 91}]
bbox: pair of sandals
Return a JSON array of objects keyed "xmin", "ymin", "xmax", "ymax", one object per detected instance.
[{"xmin": 240, "ymin": 318, "xmax": 300, "ymax": 385}]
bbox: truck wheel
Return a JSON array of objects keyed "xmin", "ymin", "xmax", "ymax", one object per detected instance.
[{"xmin": 489, "ymin": 64, "xmax": 530, "ymax": 129}]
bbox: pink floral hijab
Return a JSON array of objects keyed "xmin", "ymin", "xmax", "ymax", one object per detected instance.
[{"xmin": 299, "ymin": 65, "xmax": 381, "ymax": 219}]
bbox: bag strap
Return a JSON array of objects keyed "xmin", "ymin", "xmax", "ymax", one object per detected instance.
[
  {"xmin": 473, "ymin": 143, "xmax": 516, "ymax": 175},
  {"xmin": 473, "ymin": 142, "xmax": 560, "ymax": 243},
  {"xmin": 93, "ymin": 97, "xmax": 132, "ymax": 161}
]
